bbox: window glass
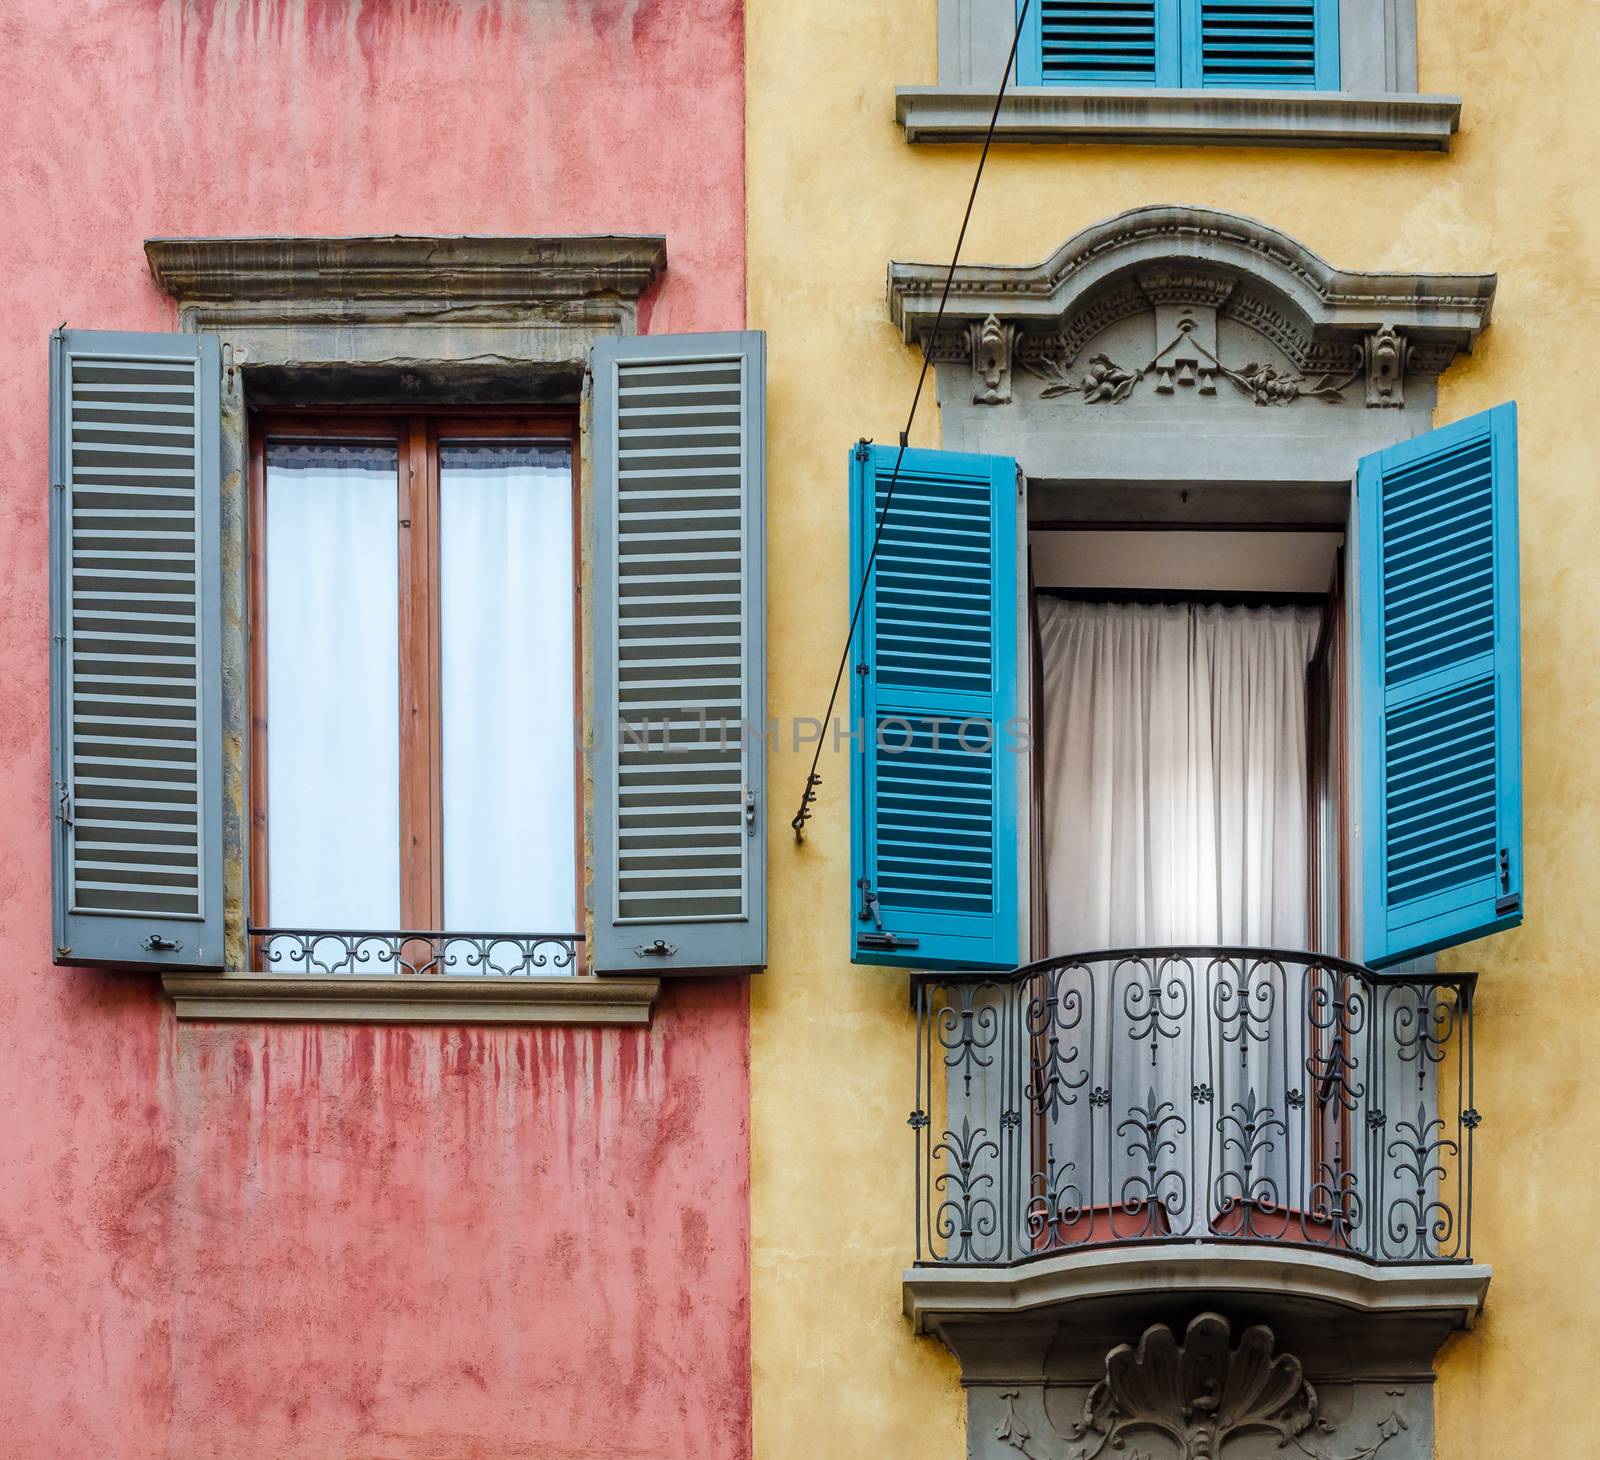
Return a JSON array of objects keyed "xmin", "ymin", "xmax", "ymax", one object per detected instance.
[
  {"xmin": 264, "ymin": 441, "xmax": 402, "ymax": 929},
  {"xmin": 439, "ymin": 441, "xmax": 577, "ymax": 932}
]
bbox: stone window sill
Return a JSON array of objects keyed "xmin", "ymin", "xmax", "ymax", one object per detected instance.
[
  {"xmin": 162, "ymin": 972, "xmax": 661, "ymax": 1025},
  {"xmin": 895, "ymin": 86, "xmax": 1461, "ymax": 150}
]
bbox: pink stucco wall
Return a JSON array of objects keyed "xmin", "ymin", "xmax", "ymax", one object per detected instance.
[{"xmin": 0, "ymin": 3, "xmax": 750, "ymax": 1456}]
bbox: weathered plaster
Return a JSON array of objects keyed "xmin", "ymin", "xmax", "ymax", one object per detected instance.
[
  {"xmin": 746, "ymin": 2, "xmax": 1600, "ymax": 1459},
  {"xmin": 0, "ymin": 1, "xmax": 750, "ymax": 1456}
]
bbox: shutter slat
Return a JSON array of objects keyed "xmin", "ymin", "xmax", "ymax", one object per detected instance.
[
  {"xmin": 1025, "ymin": 0, "xmax": 1171, "ymax": 85},
  {"xmin": 592, "ymin": 331, "xmax": 766, "ymax": 973},
  {"xmin": 1190, "ymin": 0, "xmax": 1332, "ymax": 88},
  {"xmin": 1359, "ymin": 404, "xmax": 1522, "ymax": 967}
]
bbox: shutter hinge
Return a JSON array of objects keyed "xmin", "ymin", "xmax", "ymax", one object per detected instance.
[
  {"xmin": 855, "ymin": 662, "xmax": 869, "ymax": 677},
  {"xmin": 1496, "ymin": 848, "xmax": 1519, "ymax": 916},
  {"xmin": 55, "ymin": 784, "xmax": 72, "ymax": 826},
  {"xmin": 744, "ymin": 785, "xmax": 758, "ymax": 837}
]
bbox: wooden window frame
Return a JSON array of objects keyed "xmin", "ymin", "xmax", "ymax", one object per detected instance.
[{"xmin": 247, "ymin": 409, "xmax": 584, "ymax": 954}]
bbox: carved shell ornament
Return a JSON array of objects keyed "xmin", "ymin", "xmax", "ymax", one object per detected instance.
[
  {"xmin": 1079, "ymin": 1313, "xmax": 1315, "ymax": 1459},
  {"xmin": 995, "ymin": 1313, "xmax": 1410, "ymax": 1460}
]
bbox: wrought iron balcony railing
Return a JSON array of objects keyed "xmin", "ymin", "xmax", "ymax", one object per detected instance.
[
  {"xmin": 249, "ymin": 927, "xmax": 583, "ymax": 977},
  {"xmin": 911, "ymin": 947, "xmax": 1477, "ymax": 1268}
]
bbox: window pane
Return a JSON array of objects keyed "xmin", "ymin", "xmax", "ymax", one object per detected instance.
[
  {"xmin": 440, "ymin": 441, "xmax": 577, "ymax": 933},
  {"xmin": 264, "ymin": 441, "xmax": 401, "ymax": 932}
]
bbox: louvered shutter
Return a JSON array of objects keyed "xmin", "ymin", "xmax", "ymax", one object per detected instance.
[
  {"xmin": 1180, "ymin": 0, "xmax": 1337, "ymax": 88},
  {"xmin": 1018, "ymin": 0, "xmax": 1180, "ymax": 87},
  {"xmin": 849, "ymin": 445, "xmax": 1020, "ymax": 971},
  {"xmin": 49, "ymin": 329, "xmax": 223, "ymax": 967},
  {"xmin": 1357, "ymin": 404, "xmax": 1522, "ymax": 968},
  {"xmin": 591, "ymin": 331, "xmax": 766, "ymax": 974}
]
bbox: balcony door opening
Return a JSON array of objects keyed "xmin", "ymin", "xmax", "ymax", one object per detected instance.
[
  {"xmin": 1029, "ymin": 527, "xmax": 1344, "ymax": 959},
  {"xmin": 1023, "ymin": 524, "xmax": 1351, "ymax": 1246}
]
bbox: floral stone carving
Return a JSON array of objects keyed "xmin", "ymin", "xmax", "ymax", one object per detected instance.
[{"xmin": 1023, "ymin": 320, "xmax": 1359, "ymax": 407}]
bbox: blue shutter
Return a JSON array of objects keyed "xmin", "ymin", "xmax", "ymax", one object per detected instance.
[
  {"xmin": 1018, "ymin": 0, "xmax": 1181, "ymax": 87},
  {"xmin": 849, "ymin": 445, "xmax": 1020, "ymax": 971},
  {"xmin": 49, "ymin": 329, "xmax": 224, "ymax": 968},
  {"xmin": 1180, "ymin": 0, "xmax": 1337, "ymax": 88},
  {"xmin": 1358, "ymin": 404, "xmax": 1522, "ymax": 968}
]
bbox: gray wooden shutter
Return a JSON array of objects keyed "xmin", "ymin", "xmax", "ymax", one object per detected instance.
[
  {"xmin": 50, "ymin": 329, "xmax": 224, "ymax": 968},
  {"xmin": 591, "ymin": 331, "xmax": 766, "ymax": 973}
]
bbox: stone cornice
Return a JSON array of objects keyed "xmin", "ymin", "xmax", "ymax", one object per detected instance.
[
  {"xmin": 896, "ymin": 86, "xmax": 1461, "ymax": 151},
  {"xmin": 887, "ymin": 205, "xmax": 1496, "ymax": 353},
  {"xmin": 145, "ymin": 234, "xmax": 667, "ymax": 328}
]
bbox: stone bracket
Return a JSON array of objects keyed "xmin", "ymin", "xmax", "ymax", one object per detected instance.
[
  {"xmin": 970, "ymin": 314, "xmax": 1017, "ymax": 404},
  {"xmin": 1364, "ymin": 323, "xmax": 1413, "ymax": 408}
]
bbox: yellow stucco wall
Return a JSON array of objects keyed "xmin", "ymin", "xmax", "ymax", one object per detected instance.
[{"xmin": 746, "ymin": 1, "xmax": 1600, "ymax": 1455}]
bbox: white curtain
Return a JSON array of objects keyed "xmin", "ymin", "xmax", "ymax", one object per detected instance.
[
  {"xmin": 1034, "ymin": 598, "xmax": 1321, "ymax": 1233},
  {"xmin": 1038, "ymin": 598, "xmax": 1320, "ymax": 953},
  {"xmin": 439, "ymin": 443, "xmax": 577, "ymax": 934},
  {"xmin": 265, "ymin": 443, "xmax": 402, "ymax": 932}
]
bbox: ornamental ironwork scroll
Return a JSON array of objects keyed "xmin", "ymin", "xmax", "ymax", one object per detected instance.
[{"xmin": 910, "ymin": 948, "xmax": 1476, "ymax": 1266}]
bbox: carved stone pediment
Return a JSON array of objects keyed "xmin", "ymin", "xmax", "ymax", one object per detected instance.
[{"xmin": 884, "ymin": 206, "xmax": 1498, "ymax": 500}]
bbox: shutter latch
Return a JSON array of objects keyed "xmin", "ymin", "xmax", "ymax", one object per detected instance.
[
  {"xmin": 744, "ymin": 785, "xmax": 758, "ymax": 836},
  {"xmin": 55, "ymin": 783, "xmax": 72, "ymax": 826},
  {"xmin": 856, "ymin": 879, "xmax": 920, "ymax": 951},
  {"xmin": 634, "ymin": 939, "xmax": 678, "ymax": 959},
  {"xmin": 142, "ymin": 935, "xmax": 181, "ymax": 953}
]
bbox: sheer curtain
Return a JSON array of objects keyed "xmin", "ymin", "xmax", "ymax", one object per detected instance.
[
  {"xmin": 1039, "ymin": 598, "xmax": 1319, "ymax": 951},
  {"xmin": 265, "ymin": 442, "xmax": 402, "ymax": 934},
  {"xmin": 439, "ymin": 442, "xmax": 576, "ymax": 934},
  {"xmin": 1035, "ymin": 598, "xmax": 1321, "ymax": 1233}
]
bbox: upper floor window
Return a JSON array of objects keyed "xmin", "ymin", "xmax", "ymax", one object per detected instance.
[
  {"xmin": 900, "ymin": 0, "xmax": 1459, "ymax": 149},
  {"xmin": 847, "ymin": 405, "xmax": 1524, "ymax": 973},
  {"xmin": 251, "ymin": 416, "xmax": 581, "ymax": 968},
  {"xmin": 1017, "ymin": 0, "xmax": 1338, "ymax": 91},
  {"xmin": 47, "ymin": 316, "xmax": 770, "ymax": 1002}
]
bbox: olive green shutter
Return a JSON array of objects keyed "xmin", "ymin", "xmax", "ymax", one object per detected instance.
[
  {"xmin": 590, "ymin": 331, "xmax": 766, "ymax": 973},
  {"xmin": 49, "ymin": 329, "xmax": 224, "ymax": 967}
]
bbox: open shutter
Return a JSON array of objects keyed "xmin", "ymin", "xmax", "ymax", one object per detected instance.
[
  {"xmin": 1181, "ymin": 0, "xmax": 1337, "ymax": 88},
  {"xmin": 1019, "ymin": 0, "xmax": 1180, "ymax": 87},
  {"xmin": 591, "ymin": 331, "xmax": 766, "ymax": 974},
  {"xmin": 850, "ymin": 444, "xmax": 1020, "ymax": 971},
  {"xmin": 1357, "ymin": 403, "xmax": 1521, "ymax": 968},
  {"xmin": 50, "ymin": 329, "xmax": 223, "ymax": 968}
]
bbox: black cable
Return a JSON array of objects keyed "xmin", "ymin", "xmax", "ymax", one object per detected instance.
[{"xmin": 790, "ymin": 0, "xmax": 1032, "ymax": 843}]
